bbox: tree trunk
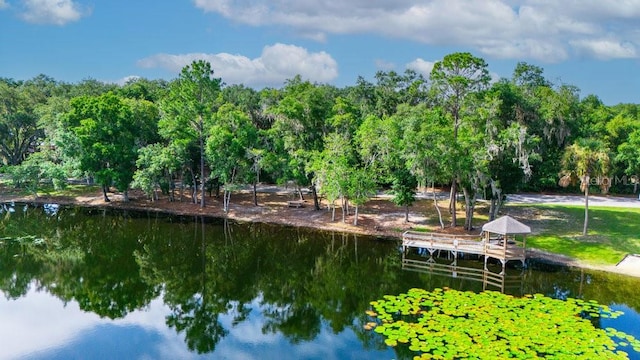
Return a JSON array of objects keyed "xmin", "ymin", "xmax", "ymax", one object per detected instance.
[
  {"xmin": 102, "ymin": 185, "xmax": 110, "ymax": 202},
  {"xmin": 432, "ymin": 182, "xmax": 445, "ymax": 230},
  {"xmin": 450, "ymin": 179, "xmax": 457, "ymax": 227},
  {"xmin": 253, "ymin": 181, "xmax": 258, "ymax": 206},
  {"xmin": 123, "ymin": 189, "xmax": 129, "ymax": 202},
  {"xmin": 489, "ymin": 197, "xmax": 496, "ymax": 221},
  {"xmin": 189, "ymin": 168, "xmax": 197, "ymax": 204},
  {"xmin": 179, "ymin": 173, "xmax": 184, "ymax": 202},
  {"xmin": 405, "ymin": 204, "xmax": 409, "ymax": 223},
  {"xmin": 169, "ymin": 174, "xmax": 175, "ymax": 202},
  {"xmin": 311, "ymin": 184, "xmax": 320, "ymax": 210},
  {"xmin": 465, "ymin": 205, "xmax": 475, "ymax": 231},
  {"xmin": 353, "ymin": 205, "xmax": 359, "ymax": 226},
  {"xmin": 342, "ymin": 196, "xmax": 347, "ymax": 223},
  {"xmin": 199, "ymin": 119, "xmax": 206, "ymax": 208},
  {"xmin": 331, "ymin": 204, "xmax": 336, "ymax": 222},
  {"xmin": 462, "ymin": 186, "xmax": 475, "ymax": 231},
  {"xmin": 223, "ymin": 189, "xmax": 232, "ymax": 213},
  {"xmin": 297, "ymin": 186, "xmax": 304, "ymax": 201},
  {"xmin": 494, "ymin": 195, "xmax": 504, "ymax": 220}
]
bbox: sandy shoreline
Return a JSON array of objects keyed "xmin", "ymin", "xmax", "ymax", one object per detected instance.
[{"xmin": 2, "ymin": 189, "xmax": 639, "ymax": 279}]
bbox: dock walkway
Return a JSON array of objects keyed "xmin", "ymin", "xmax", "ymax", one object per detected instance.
[{"xmin": 402, "ymin": 231, "xmax": 526, "ymax": 270}]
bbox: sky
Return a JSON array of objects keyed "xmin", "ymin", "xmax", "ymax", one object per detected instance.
[{"xmin": 1, "ymin": 0, "xmax": 639, "ymax": 105}]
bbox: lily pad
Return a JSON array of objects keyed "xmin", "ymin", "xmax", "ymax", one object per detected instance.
[{"xmin": 365, "ymin": 288, "xmax": 639, "ymax": 359}]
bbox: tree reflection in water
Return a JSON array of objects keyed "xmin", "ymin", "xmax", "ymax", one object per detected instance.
[{"xmin": 1, "ymin": 203, "xmax": 640, "ymax": 358}]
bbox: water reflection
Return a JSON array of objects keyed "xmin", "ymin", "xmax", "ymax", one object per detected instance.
[
  {"xmin": 401, "ymin": 252, "xmax": 524, "ymax": 294},
  {"xmin": 1, "ymin": 203, "xmax": 639, "ymax": 360}
]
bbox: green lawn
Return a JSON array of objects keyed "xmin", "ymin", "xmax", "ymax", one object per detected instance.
[
  {"xmin": 409, "ymin": 201, "xmax": 640, "ymax": 266},
  {"xmin": 509, "ymin": 205, "xmax": 640, "ymax": 265}
]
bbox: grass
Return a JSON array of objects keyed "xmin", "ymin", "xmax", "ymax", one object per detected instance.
[
  {"xmin": 41, "ymin": 184, "xmax": 100, "ymax": 197},
  {"xmin": 406, "ymin": 200, "xmax": 639, "ymax": 266},
  {"xmin": 507, "ymin": 204, "xmax": 640, "ymax": 265}
]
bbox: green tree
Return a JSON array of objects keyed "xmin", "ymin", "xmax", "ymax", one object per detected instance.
[
  {"xmin": 617, "ymin": 128, "xmax": 640, "ymax": 194},
  {"xmin": 0, "ymin": 81, "xmax": 42, "ymax": 166},
  {"xmin": 206, "ymin": 104, "xmax": 258, "ymax": 212},
  {"xmin": 348, "ymin": 168, "xmax": 376, "ymax": 225},
  {"xmin": 355, "ymin": 112, "xmax": 420, "ymax": 223},
  {"xmin": 345, "ymin": 76, "xmax": 376, "ymax": 117},
  {"xmin": 372, "ymin": 69, "xmax": 428, "ymax": 118},
  {"xmin": 561, "ymin": 138, "xmax": 611, "ymax": 235},
  {"xmin": 67, "ymin": 78, "xmax": 117, "ymax": 98},
  {"xmin": 267, "ymin": 77, "xmax": 336, "ymax": 204},
  {"xmin": 537, "ymin": 84, "xmax": 581, "ymax": 147},
  {"xmin": 160, "ymin": 60, "xmax": 222, "ymax": 208},
  {"xmin": 133, "ymin": 143, "xmax": 185, "ymax": 201},
  {"xmin": 396, "ymin": 104, "xmax": 451, "ymax": 228},
  {"xmin": 430, "ymin": 52, "xmax": 490, "ymax": 227},
  {"xmin": 327, "ymin": 96, "xmax": 361, "ymax": 138},
  {"xmin": 390, "ymin": 167, "xmax": 418, "ymax": 223},
  {"xmin": 118, "ymin": 77, "xmax": 169, "ymax": 102},
  {"xmin": 311, "ymin": 133, "xmax": 354, "ymax": 222},
  {"xmin": 474, "ymin": 84, "xmax": 540, "ymax": 221},
  {"xmin": 7, "ymin": 150, "xmax": 66, "ymax": 197},
  {"xmin": 355, "ymin": 114, "xmax": 400, "ymax": 182},
  {"xmin": 222, "ymin": 84, "xmax": 273, "ymax": 130},
  {"xmin": 456, "ymin": 125, "xmax": 488, "ymax": 231},
  {"xmin": 63, "ymin": 93, "xmax": 145, "ymax": 202}
]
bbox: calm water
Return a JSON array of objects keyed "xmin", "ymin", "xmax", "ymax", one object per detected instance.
[{"xmin": 1, "ymin": 203, "xmax": 639, "ymax": 360}]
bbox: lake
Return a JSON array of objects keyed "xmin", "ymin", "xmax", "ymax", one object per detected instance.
[{"xmin": 1, "ymin": 203, "xmax": 639, "ymax": 360}]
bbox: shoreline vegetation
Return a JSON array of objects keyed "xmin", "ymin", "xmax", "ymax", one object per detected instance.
[
  {"xmin": 2, "ymin": 184, "xmax": 638, "ymax": 279},
  {"xmin": 4, "ymin": 60, "xmax": 640, "ymax": 282}
]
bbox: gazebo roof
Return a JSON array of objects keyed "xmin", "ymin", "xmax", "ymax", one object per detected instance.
[{"xmin": 482, "ymin": 215, "xmax": 531, "ymax": 235}]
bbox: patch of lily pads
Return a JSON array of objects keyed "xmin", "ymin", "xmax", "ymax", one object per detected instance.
[{"xmin": 365, "ymin": 288, "xmax": 640, "ymax": 359}]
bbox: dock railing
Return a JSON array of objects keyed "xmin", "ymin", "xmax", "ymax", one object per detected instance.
[
  {"xmin": 402, "ymin": 231, "xmax": 485, "ymax": 255},
  {"xmin": 402, "ymin": 230, "xmax": 526, "ymax": 268}
]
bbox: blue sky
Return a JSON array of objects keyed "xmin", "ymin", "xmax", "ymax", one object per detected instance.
[{"xmin": 1, "ymin": 0, "xmax": 639, "ymax": 105}]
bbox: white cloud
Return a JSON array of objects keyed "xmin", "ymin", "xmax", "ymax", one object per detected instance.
[
  {"xmin": 0, "ymin": 289, "xmax": 100, "ymax": 359},
  {"xmin": 106, "ymin": 75, "xmax": 141, "ymax": 86},
  {"xmin": 138, "ymin": 43, "xmax": 338, "ymax": 88},
  {"xmin": 570, "ymin": 39, "xmax": 637, "ymax": 60},
  {"xmin": 0, "ymin": 287, "xmax": 199, "ymax": 360},
  {"xmin": 0, "ymin": 0, "xmax": 8, "ymax": 10},
  {"xmin": 192, "ymin": 0, "xmax": 640, "ymax": 62},
  {"xmin": 20, "ymin": 0, "xmax": 88, "ymax": 25},
  {"xmin": 406, "ymin": 58, "xmax": 435, "ymax": 77}
]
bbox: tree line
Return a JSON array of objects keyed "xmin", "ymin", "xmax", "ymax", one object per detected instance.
[{"xmin": 2, "ymin": 52, "xmax": 639, "ymax": 229}]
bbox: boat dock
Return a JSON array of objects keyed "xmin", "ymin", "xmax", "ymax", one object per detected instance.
[{"xmin": 402, "ymin": 230, "xmax": 526, "ymax": 270}]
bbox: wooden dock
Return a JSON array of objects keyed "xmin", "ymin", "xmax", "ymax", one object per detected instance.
[{"xmin": 402, "ymin": 231, "xmax": 526, "ymax": 270}]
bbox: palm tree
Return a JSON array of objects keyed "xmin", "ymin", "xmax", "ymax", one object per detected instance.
[{"xmin": 560, "ymin": 138, "xmax": 610, "ymax": 236}]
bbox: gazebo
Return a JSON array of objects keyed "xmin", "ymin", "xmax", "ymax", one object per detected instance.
[{"xmin": 481, "ymin": 215, "xmax": 530, "ymax": 271}]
